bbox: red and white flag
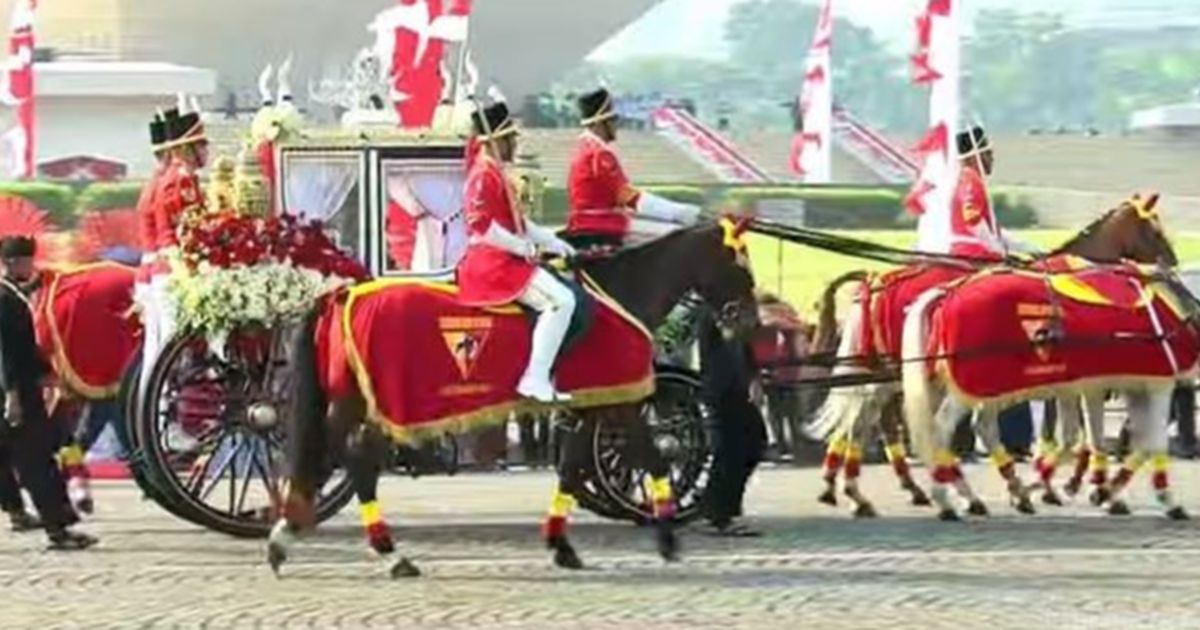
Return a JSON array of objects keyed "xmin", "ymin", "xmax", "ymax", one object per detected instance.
[
  {"xmin": 789, "ymin": 0, "xmax": 833, "ymax": 183},
  {"xmin": 370, "ymin": 0, "xmax": 472, "ymax": 129},
  {"xmin": 905, "ymin": 0, "xmax": 960, "ymax": 253},
  {"xmin": 0, "ymin": 0, "xmax": 35, "ymax": 180}
]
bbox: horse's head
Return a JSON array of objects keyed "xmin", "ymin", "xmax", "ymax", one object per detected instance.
[
  {"xmin": 1058, "ymin": 193, "xmax": 1177, "ymax": 267},
  {"xmin": 690, "ymin": 216, "xmax": 760, "ymax": 339},
  {"xmin": 1113, "ymin": 193, "xmax": 1177, "ymax": 267}
]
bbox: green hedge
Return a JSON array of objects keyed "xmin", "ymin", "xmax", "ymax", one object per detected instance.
[
  {"xmin": 0, "ymin": 182, "xmax": 76, "ymax": 227},
  {"xmin": 76, "ymin": 182, "xmax": 144, "ymax": 213},
  {"xmin": 723, "ymin": 186, "xmax": 906, "ymax": 228},
  {"xmin": 540, "ymin": 185, "xmax": 708, "ymax": 223}
]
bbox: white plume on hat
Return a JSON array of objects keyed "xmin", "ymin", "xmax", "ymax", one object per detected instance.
[
  {"xmin": 486, "ymin": 85, "xmax": 506, "ymax": 105},
  {"xmin": 258, "ymin": 64, "xmax": 275, "ymax": 106},
  {"xmin": 277, "ymin": 54, "xmax": 294, "ymax": 103}
]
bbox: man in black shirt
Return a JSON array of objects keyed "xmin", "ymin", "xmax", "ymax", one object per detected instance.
[
  {"xmin": 698, "ymin": 307, "xmax": 767, "ymax": 536},
  {"xmin": 0, "ymin": 236, "xmax": 95, "ymax": 550}
]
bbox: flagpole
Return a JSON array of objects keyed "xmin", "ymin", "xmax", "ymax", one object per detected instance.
[{"xmin": 450, "ymin": 15, "xmax": 471, "ymax": 106}]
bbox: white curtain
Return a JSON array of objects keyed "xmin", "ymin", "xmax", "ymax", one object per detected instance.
[
  {"xmin": 283, "ymin": 158, "xmax": 359, "ymax": 224},
  {"xmin": 385, "ymin": 165, "xmax": 465, "ymax": 272}
]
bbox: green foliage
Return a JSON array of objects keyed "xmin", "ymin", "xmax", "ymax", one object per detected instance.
[
  {"xmin": 76, "ymin": 182, "xmax": 144, "ymax": 213},
  {"xmin": 992, "ymin": 189, "xmax": 1039, "ymax": 228},
  {"xmin": 0, "ymin": 182, "xmax": 76, "ymax": 227}
]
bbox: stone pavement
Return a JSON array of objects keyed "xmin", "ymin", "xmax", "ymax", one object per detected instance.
[{"xmin": 4, "ymin": 463, "xmax": 1200, "ymax": 629}]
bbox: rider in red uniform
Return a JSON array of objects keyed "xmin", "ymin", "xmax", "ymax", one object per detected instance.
[
  {"xmin": 137, "ymin": 104, "xmax": 208, "ymax": 398},
  {"xmin": 456, "ymin": 100, "xmax": 579, "ymax": 403},
  {"xmin": 564, "ymin": 88, "xmax": 699, "ymax": 250},
  {"xmin": 949, "ymin": 126, "xmax": 1034, "ymax": 260},
  {"xmin": 135, "ymin": 112, "xmax": 170, "ymax": 283}
]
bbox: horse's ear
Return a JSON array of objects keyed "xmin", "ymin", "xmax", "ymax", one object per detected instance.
[
  {"xmin": 1147, "ymin": 193, "xmax": 1161, "ymax": 211},
  {"xmin": 733, "ymin": 215, "xmax": 753, "ymax": 238}
]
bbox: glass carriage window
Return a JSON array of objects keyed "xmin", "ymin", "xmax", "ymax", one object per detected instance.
[
  {"xmin": 381, "ymin": 160, "xmax": 466, "ymax": 274},
  {"xmin": 280, "ymin": 154, "xmax": 363, "ymax": 257}
]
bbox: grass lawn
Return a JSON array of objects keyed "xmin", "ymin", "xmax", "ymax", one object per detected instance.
[{"xmin": 748, "ymin": 230, "xmax": 1200, "ymax": 318}]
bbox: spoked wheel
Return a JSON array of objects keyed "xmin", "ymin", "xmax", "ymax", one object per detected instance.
[
  {"xmin": 589, "ymin": 368, "xmax": 712, "ymax": 524},
  {"xmin": 136, "ymin": 329, "xmax": 354, "ymax": 538}
]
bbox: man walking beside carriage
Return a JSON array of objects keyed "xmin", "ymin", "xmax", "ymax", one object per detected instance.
[{"xmin": 0, "ymin": 236, "xmax": 96, "ymax": 550}]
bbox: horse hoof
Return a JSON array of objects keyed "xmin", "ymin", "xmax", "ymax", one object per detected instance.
[
  {"xmin": 967, "ymin": 500, "xmax": 989, "ymax": 517},
  {"xmin": 656, "ymin": 523, "xmax": 680, "ymax": 563},
  {"xmin": 1108, "ymin": 500, "xmax": 1131, "ymax": 516},
  {"xmin": 74, "ymin": 498, "xmax": 95, "ymax": 516},
  {"xmin": 390, "ymin": 557, "xmax": 421, "ymax": 579},
  {"xmin": 937, "ymin": 509, "xmax": 961, "ymax": 522},
  {"xmin": 1063, "ymin": 480, "xmax": 1082, "ymax": 497},
  {"xmin": 553, "ymin": 545, "xmax": 584, "ymax": 570},
  {"xmin": 853, "ymin": 503, "xmax": 878, "ymax": 519},
  {"xmin": 1167, "ymin": 506, "xmax": 1190, "ymax": 521},
  {"xmin": 909, "ymin": 488, "xmax": 933, "ymax": 507},
  {"xmin": 1041, "ymin": 490, "xmax": 1064, "ymax": 507},
  {"xmin": 817, "ymin": 488, "xmax": 837, "ymax": 507},
  {"xmin": 1013, "ymin": 496, "xmax": 1036, "ymax": 516},
  {"xmin": 1090, "ymin": 488, "xmax": 1112, "ymax": 507},
  {"xmin": 267, "ymin": 542, "xmax": 287, "ymax": 577}
]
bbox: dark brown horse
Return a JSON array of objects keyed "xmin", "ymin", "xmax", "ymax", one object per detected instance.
[{"xmin": 268, "ymin": 219, "xmax": 758, "ymax": 577}]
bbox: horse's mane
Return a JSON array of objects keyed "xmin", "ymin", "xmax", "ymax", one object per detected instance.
[
  {"xmin": 1047, "ymin": 204, "xmax": 1123, "ymax": 257},
  {"xmin": 585, "ymin": 221, "xmax": 715, "ymax": 273}
]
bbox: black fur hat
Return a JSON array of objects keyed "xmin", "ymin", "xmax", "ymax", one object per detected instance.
[
  {"xmin": 0, "ymin": 235, "xmax": 36, "ymax": 259},
  {"xmin": 471, "ymin": 102, "xmax": 516, "ymax": 140},
  {"xmin": 578, "ymin": 88, "xmax": 616, "ymax": 126},
  {"xmin": 957, "ymin": 125, "xmax": 990, "ymax": 156},
  {"xmin": 149, "ymin": 113, "xmax": 168, "ymax": 148}
]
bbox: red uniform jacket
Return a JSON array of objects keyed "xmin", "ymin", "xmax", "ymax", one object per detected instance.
[
  {"xmin": 145, "ymin": 158, "xmax": 203, "ymax": 275},
  {"xmin": 949, "ymin": 165, "xmax": 1003, "ymax": 259},
  {"xmin": 565, "ymin": 132, "xmax": 639, "ymax": 239},
  {"xmin": 455, "ymin": 155, "xmax": 537, "ymax": 306},
  {"xmin": 135, "ymin": 162, "xmax": 164, "ymax": 282}
]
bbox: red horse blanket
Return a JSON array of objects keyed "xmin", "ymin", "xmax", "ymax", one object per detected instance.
[
  {"xmin": 863, "ymin": 263, "xmax": 972, "ymax": 361},
  {"xmin": 317, "ymin": 274, "xmax": 655, "ymax": 442},
  {"xmin": 34, "ymin": 262, "xmax": 141, "ymax": 398},
  {"xmin": 929, "ymin": 265, "xmax": 1200, "ymax": 404}
]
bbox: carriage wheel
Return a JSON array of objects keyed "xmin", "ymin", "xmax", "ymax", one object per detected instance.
[
  {"xmin": 136, "ymin": 330, "xmax": 355, "ymax": 538},
  {"xmin": 589, "ymin": 369, "xmax": 712, "ymax": 524},
  {"xmin": 115, "ymin": 357, "xmax": 206, "ymax": 523}
]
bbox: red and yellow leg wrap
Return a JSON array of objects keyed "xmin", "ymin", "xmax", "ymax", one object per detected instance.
[
  {"xmin": 59, "ymin": 444, "xmax": 89, "ymax": 480},
  {"xmin": 990, "ymin": 448, "xmax": 1016, "ymax": 480},
  {"xmin": 884, "ymin": 442, "xmax": 912, "ymax": 479},
  {"xmin": 1110, "ymin": 451, "xmax": 1145, "ymax": 493},
  {"xmin": 822, "ymin": 436, "xmax": 849, "ymax": 481},
  {"xmin": 1034, "ymin": 438, "xmax": 1058, "ymax": 481},
  {"xmin": 932, "ymin": 449, "xmax": 959, "ymax": 485},
  {"xmin": 844, "ymin": 444, "xmax": 863, "ymax": 479},
  {"xmin": 359, "ymin": 501, "xmax": 393, "ymax": 554},
  {"xmin": 647, "ymin": 476, "xmax": 676, "ymax": 521},
  {"xmin": 1151, "ymin": 452, "xmax": 1170, "ymax": 491},
  {"xmin": 1069, "ymin": 447, "xmax": 1090, "ymax": 483},
  {"xmin": 1089, "ymin": 451, "xmax": 1109, "ymax": 486},
  {"xmin": 542, "ymin": 490, "xmax": 577, "ymax": 540}
]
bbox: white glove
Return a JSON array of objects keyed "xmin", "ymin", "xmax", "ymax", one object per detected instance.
[
  {"xmin": 637, "ymin": 192, "xmax": 701, "ymax": 226},
  {"xmin": 482, "ymin": 222, "xmax": 535, "ymax": 259},
  {"xmin": 525, "ymin": 222, "xmax": 577, "ymax": 258}
]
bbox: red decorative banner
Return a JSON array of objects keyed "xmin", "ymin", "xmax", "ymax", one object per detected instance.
[
  {"xmin": 0, "ymin": 0, "xmax": 35, "ymax": 179},
  {"xmin": 370, "ymin": 0, "xmax": 472, "ymax": 129}
]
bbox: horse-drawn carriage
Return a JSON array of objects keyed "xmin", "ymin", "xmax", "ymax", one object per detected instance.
[{"xmin": 117, "ymin": 129, "xmax": 716, "ymax": 538}]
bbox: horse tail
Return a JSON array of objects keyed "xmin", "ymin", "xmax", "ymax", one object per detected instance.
[
  {"xmin": 810, "ymin": 270, "xmax": 869, "ymax": 357},
  {"xmin": 902, "ymin": 287, "xmax": 945, "ymax": 468},
  {"xmin": 288, "ymin": 304, "xmax": 329, "ymax": 498},
  {"xmin": 807, "ymin": 288, "xmax": 873, "ymax": 442}
]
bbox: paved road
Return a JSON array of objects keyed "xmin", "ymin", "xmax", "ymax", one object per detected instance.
[{"xmin": 4, "ymin": 463, "xmax": 1200, "ymax": 629}]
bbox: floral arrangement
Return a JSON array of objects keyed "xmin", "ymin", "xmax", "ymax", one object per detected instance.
[{"xmin": 165, "ymin": 212, "xmax": 369, "ymax": 348}]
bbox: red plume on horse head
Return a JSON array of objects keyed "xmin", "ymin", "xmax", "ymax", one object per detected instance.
[{"xmin": 0, "ymin": 194, "xmax": 60, "ymax": 263}]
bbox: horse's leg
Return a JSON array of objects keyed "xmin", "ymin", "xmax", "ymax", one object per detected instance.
[
  {"xmin": 818, "ymin": 429, "xmax": 847, "ymax": 507},
  {"xmin": 1078, "ymin": 393, "xmax": 1112, "ymax": 505},
  {"xmin": 1035, "ymin": 398, "xmax": 1071, "ymax": 505},
  {"xmin": 879, "ymin": 390, "xmax": 930, "ymax": 507},
  {"xmin": 1105, "ymin": 391, "xmax": 1149, "ymax": 516},
  {"xmin": 542, "ymin": 413, "xmax": 589, "ymax": 570},
  {"xmin": 617, "ymin": 405, "xmax": 680, "ymax": 561},
  {"xmin": 50, "ymin": 394, "xmax": 93, "ymax": 515},
  {"xmin": 1140, "ymin": 389, "xmax": 1188, "ymax": 520},
  {"xmin": 346, "ymin": 420, "xmax": 419, "ymax": 578},
  {"xmin": 840, "ymin": 388, "xmax": 880, "ymax": 518},
  {"xmin": 974, "ymin": 405, "xmax": 1034, "ymax": 515},
  {"xmin": 926, "ymin": 396, "xmax": 974, "ymax": 521}
]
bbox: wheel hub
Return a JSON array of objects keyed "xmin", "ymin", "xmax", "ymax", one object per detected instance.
[
  {"xmin": 654, "ymin": 434, "xmax": 682, "ymax": 457},
  {"xmin": 246, "ymin": 402, "xmax": 279, "ymax": 430}
]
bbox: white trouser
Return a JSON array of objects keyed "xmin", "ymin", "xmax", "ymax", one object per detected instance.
[
  {"xmin": 135, "ymin": 274, "xmax": 176, "ymax": 403},
  {"xmin": 516, "ymin": 268, "xmax": 577, "ymax": 388}
]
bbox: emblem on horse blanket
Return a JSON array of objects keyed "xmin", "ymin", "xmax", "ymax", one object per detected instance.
[
  {"xmin": 929, "ymin": 268, "xmax": 1200, "ymax": 403},
  {"xmin": 34, "ymin": 262, "xmax": 141, "ymax": 398},
  {"xmin": 317, "ymin": 274, "xmax": 655, "ymax": 441}
]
